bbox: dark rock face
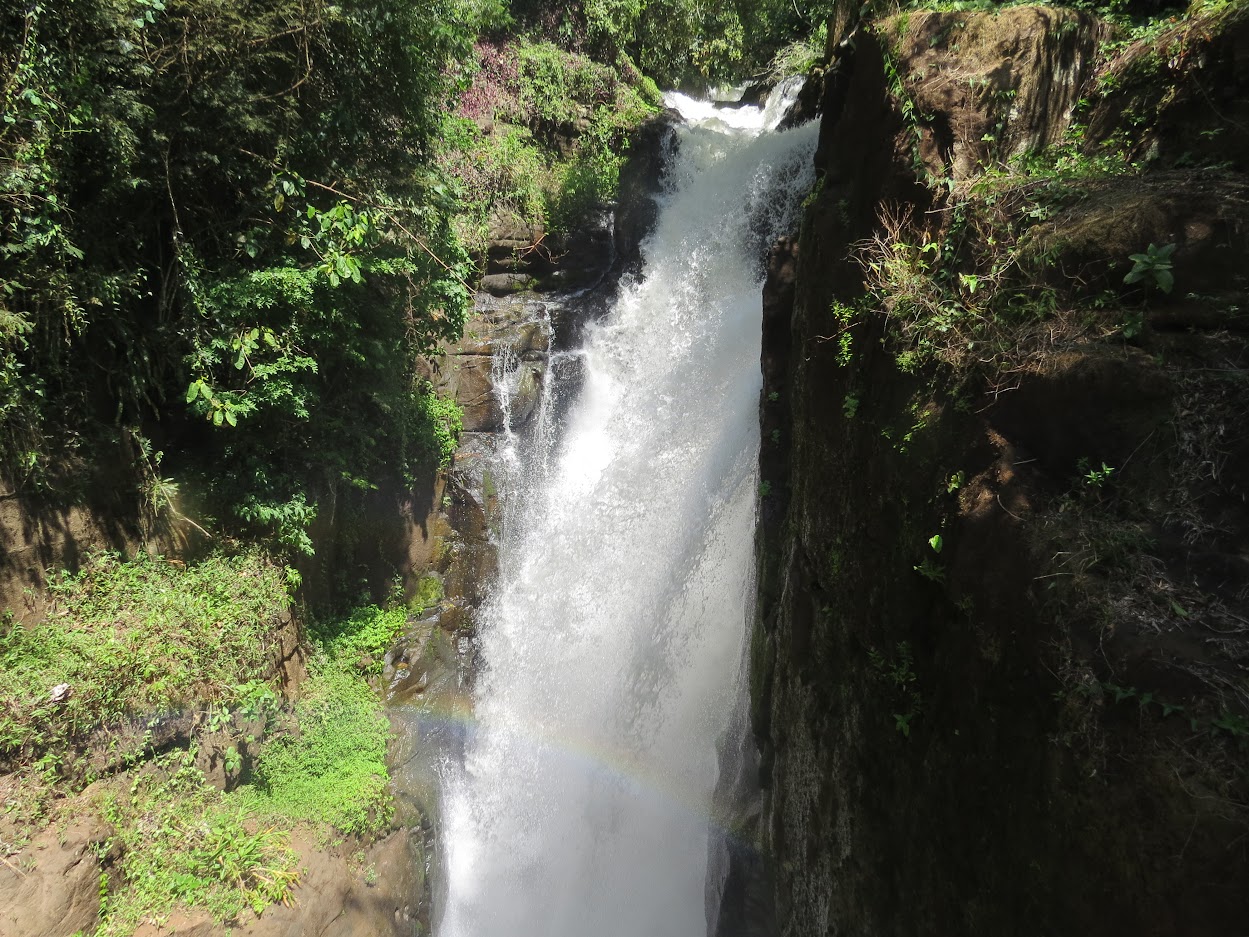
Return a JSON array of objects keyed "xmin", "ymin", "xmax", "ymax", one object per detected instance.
[
  {"xmin": 751, "ymin": 7, "xmax": 1249, "ymax": 937},
  {"xmin": 1088, "ymin": 4, "xmax": 1249, "ymax": 171},
  {"xmin": 613, "ymin": 109, "xmax": 681, "ymax": 277}
]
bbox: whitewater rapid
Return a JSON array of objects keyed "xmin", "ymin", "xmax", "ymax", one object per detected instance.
[{"xmin": 437, "ymin": 85, "xmax": 819, "ymax": 937}]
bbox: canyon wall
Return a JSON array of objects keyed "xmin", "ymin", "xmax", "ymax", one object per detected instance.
[{"xmin": 753, "ymin": 5, "xmax": 1249, "ymax": 935}]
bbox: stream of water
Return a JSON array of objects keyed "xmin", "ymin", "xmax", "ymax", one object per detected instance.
[{"xmin": 436, "ymin": 85, "xmax": 819, "ymax": 937}]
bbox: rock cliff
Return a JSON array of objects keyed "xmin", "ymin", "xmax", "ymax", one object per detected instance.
[{"xmin": 752, "ymin": 4, "xmax": 1249, "ymax": 935}]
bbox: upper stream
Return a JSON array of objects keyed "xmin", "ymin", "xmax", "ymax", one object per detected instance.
[{"xmin": 436, "ymin": 86, "xmax": 819, "ymax": 937}]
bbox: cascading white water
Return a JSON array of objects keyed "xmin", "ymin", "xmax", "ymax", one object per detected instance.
[{"xmin": 437, "ymin": 88, "xmax": 818, "ymax": 937}]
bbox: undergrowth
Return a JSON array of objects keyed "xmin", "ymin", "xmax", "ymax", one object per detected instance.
[
  {"xmin": 0, "ymin": 552, "xmax": 289, "ymax": 773},
  {"xmin": 1, "ymin": 554, "xmax": 410, "ymax": 928},
  {"xmin": 236, "ymin": 604, "xmax": 405, "ymax": 837},
  {"xmin": 851, "ymin": 129, "xmax": 1141, "ymax": 382},
  {"xmin": 437, "ymin": 39, "xmax": 660, "ymax": 253},
  {"xmin": 94, "ymin": 750, "xmax": 300, "ymax": 936}
]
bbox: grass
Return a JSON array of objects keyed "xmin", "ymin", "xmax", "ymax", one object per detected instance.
[
  {"xmin": 236, "ymin": 604, "xmax": 406, "ymax": 837},
  {"xmin": 94, "ymin": 750, "xmax": 300, "ymax": 936},
  {"xmin": 0, "ymin": 551, "xmax": 290, "ymax": 774},
  {"xmin": 1, "ymin": 553, "xmax": 411, "ymax": 929}
]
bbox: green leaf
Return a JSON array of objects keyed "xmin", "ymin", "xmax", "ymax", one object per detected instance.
[
  {"xmin": 928, "ymin": 534, "xmax": 943, "ymax": 553},
  {"xmin": 185, "ymin": 382, "xmax": 200, "ymax": 403},
  {"xmin": 224, "ymin": 409, "xmax": 238, "ymax": 427},
  {"xmin": 1155, "ymin": 268, "xmax": 1174, "ymax": 293}
]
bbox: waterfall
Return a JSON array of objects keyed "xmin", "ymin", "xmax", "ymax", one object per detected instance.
[{"xmin": 437, "ymin": 88, "xmax": 819, "ymax": 937}]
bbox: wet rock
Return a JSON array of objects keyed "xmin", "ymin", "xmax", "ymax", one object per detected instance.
[
  {"xmin": 449, "ymin": 355, "xmax": 504, "ymax": 432},
  {"xmin": 509, "ymin": 359, "xmax": 544, "ymax": 427},
  {"xmin": 432, "ymin": 299, "xmax": 553, "ymax": 434},
  {"xmin": 777, "ymin": 74, "xmax": 822, "ymax": 130},
  {"xmin": 614, "ymin": 110, "xmax": 681, "ymax": 275},
  {"xmin": 479, "ymin": 273, "xmax": 536, "ymax": 296}
]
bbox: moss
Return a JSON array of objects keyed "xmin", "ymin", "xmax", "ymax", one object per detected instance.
[{"xmin": 410, "ymin": 574, "xmax": 445, "ymax": 614}]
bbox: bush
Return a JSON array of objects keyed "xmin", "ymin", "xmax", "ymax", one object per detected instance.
[
  {"xmin": 437, "ymin": 38, "xmax": 658, "ymax": 248},
  {"xmin": 0, "ymin": 0, "xmax": 482, "ymax": 555}
]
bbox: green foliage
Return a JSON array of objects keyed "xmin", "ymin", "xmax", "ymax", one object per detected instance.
[
  {"xmin": 764, "ymin": 24, "xmax": 828, "ymax": 82},
  {"xmin": 410, "ymin": 574, "xmax": 445, "ymax": 613},
  {"xmin": 1088, "ymin": 681, "xmax": 1248, "ymax": 743},
  {"xmin": 0, "ymin": 552, "xmax": 290, "ymax": 771},
  {"xmin": 1123, "ymin": 242, "xmax": 1176, "ymax": 294},
  {"xmin": 441, "ymin": 118, "xmax": 550, "ymax": 243},
  {"xmin": 312, "ymin": 604, "xmax": 407, "ymax": 671},
  {"xmin": 868, "ymin": 641, "xmax": 923, "ymax": 737},
  {"xmin": 238, "ymin": 650, "xmax": 394, "ymax": 837},
  {"xmin": 0, "ymin": 0, "xmax": 481, "ymax": 554},
  {"xmin": 509, "ymin": 0, "xmax": 834, "ymax": 91},
  {"xmin": 913, "ymin": 556, "xmax": 946, "ymax": 583},
  {"xmin": 856, "ymin": 138, "xmax": 1123, "ymax": 374},
  {"xmin": 1079, "ymin": 458, "xmax": 1116, "ymax": 488},
  {"xmin": 828, "ymin": 301, "xmax": 858, "ymax": 366},
  {"xmin": 439, "ymin": 39, "xmax": 656, "ymax": 250},
  {"xmin": 96, "ymin": 750, "xmax": 299, "ymax": 935}
]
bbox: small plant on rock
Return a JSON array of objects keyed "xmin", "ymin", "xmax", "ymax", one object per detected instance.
[{"xmin": 1123, "ymin": 242, "xmax": 1176, "ymax": 294}]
